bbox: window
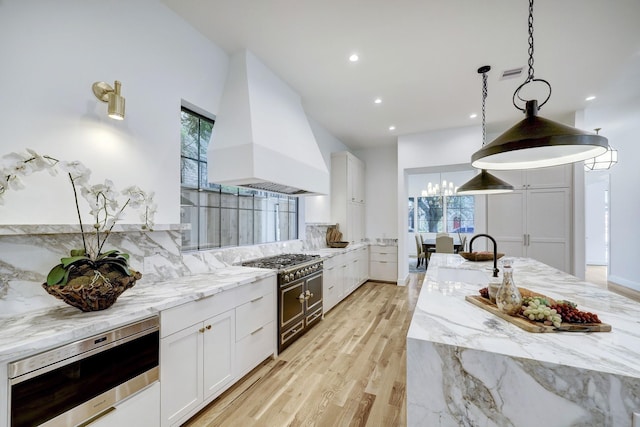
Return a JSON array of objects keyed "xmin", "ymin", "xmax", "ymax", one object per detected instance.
[
  {"xmin": 410, "ymin": 195, "xmax": 474, "ymax": 234},
  {"xmin": 180, "ymin": 108, "xmax": 298, "ymax": 251}
]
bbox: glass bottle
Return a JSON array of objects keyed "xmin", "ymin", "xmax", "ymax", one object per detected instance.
[{"xmin": 496, "ymin": 259, "xmax": 523, "ymax": 315}]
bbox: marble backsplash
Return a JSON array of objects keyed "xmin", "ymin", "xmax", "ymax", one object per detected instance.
[
  {"xmin": 0, "ymin": 224, "xmax": 306, "ymax": 316},
  {"xmin": 0, "ymin": 223, "xmax": 394, "ymax": 315}
]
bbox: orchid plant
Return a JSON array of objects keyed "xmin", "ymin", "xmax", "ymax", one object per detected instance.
[{"xmin": 0, "ymin": 149, "xmax": 156, "ymax": 286}]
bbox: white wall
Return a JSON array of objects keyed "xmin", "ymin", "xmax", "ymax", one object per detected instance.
[
  {"xmin": 396, "ymin": 125, "xmax": 481, "ymax": 282},
  {"xmin": 585, "ymin": 173, "xmax": 609, "ymax": 265},
  {"xmin": 304, "ymin": 117, "xmax": 350, "ymax": 224},
  {"xmin": 355, "ymin": 145, "xmax": 397, "ymax": 239},
  {"xmin": 585, "ymin": 96, "xmax": 640, "ymax": 290},
  {"xmin": 0, "ymin": 0, "xmax": 228, "ymax": 225}
]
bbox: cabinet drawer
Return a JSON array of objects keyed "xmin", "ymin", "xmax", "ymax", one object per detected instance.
[
  {"xmin": 369, "ymin": 245, "xmax": 397, "ymax": 255},
  {"xmin": 235, "ymin": 321, "xmax": 275, "ymax": 378},
  {"xmin": 235, "ymin": 277, "xmax": 275, "ymax": 307},
  {"xmin": 369, "ymin": 251, "xmax": 396, "ymax": 262},
  {"xmin": 369, "ymin": 261, "xmax": 397, "ymax": 282},
  {"xmin": 235, "ymin": 291, "xmax": 275, "ymax": 340},
  {"xmin": 161, "ymin": 289, "xmax": 236, "ymax": 338}
]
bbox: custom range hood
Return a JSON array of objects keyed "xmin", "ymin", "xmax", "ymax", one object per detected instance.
[{"xmin": 208, "ymin": 50, "xmax": 329, "ymax": 196}]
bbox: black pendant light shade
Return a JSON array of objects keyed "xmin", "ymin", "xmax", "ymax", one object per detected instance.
[
  {"xmin": 457, "ymin": 169, "xmax": 514, "ymax": 195},
  {"xmin": 471, "ymin": 0, "xmax": 610, "ymax": 170},
  {"xmin": 457, "ymin": 65, "xmax": 514, "ymax": 195},
  {"xmin": 471, "ymin": 100, "xmax": 608, "ymax": 170}
]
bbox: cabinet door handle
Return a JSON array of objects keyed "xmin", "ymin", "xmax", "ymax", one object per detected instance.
[
  {"xmin": 206, "ymin": 324, "xmax": 212, "ymax": 330},
  {"xmin": 328, "ymin": 285, "xmax": 334, "ymax": 289},
  {"xmin": 250, "ymin": 296, "xmax": 264, "ymax": 303},
  {"xmin": 199, "ymin": 327, "xmax": 205, "ymax": 333},
  {"xmin": 250, "ymin": 326, "xmax": 264, "ymax": 335}
]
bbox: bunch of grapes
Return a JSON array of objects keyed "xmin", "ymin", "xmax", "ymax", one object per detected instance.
[
  {"xmin": 551, "ymin": 301, "xmax": 601, "ymax": 324},
  {"xmin": 521, "ymin": 297, "xmax": 562, "ymax": 328},
  {"xmin": 479, "ymin": 287, "xmax": 489, "ymax": 299}
]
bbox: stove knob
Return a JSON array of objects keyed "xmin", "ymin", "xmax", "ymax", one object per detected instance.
[
  {"xmin": 295, "ymin": 271, "xmax": 301, "ymax": 279},
  {"xmin": 284, "ymin": 274, "xmax": 290, "ymax": 283}
]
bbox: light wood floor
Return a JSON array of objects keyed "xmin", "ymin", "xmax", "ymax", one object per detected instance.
[{"xmin": 185, "ymin": 274, "xmax": 423, "ymax": 427}]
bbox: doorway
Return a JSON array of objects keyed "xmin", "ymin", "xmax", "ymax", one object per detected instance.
[{"xmin": 585, "ymin": 172, "xmax": 610, "ymax": 285}]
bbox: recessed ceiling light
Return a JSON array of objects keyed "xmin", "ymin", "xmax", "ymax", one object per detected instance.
[
  {"xmin": 374, "ymin": 98, "xmax": 382, "ymax": 104},
  {"xmin": 470, "ymin": 113, "xmax": 478, "ymax": 119},
  {"xmin": 349, "ymin": 53, "xmax": 359, "ymax": 62},
  {"xmin": 389, "ymin": 125, "xmax": 396, "ymax": 131},
  {"xmin": 585, "ymin": 95, "xmax": 596, "ymax": 101}
]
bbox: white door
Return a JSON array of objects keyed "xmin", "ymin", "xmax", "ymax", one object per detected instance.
[
  {"xmin": 160, "ymin": 323, "xmax": 203, "ymax": 427},
  {"xmin": 487, "ymin": 191, "xmax": 525, "ymax": 257},
  {"xmin": 203, "ymin": 309, "xmax": 235, "ymax": 400},
  {"xmin": 526, "ymin": 188, "xmax": 571, "ymax": 272}
]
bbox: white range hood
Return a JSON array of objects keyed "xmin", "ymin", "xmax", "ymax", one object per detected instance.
[{"xmin": 208, "ymin": 50, "xmax": 329, "ymax": 196}]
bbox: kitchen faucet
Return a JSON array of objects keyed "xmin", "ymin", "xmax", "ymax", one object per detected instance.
[{"xmin": 468, "ymin": 233, "xmax": 499, "ymax": 277}]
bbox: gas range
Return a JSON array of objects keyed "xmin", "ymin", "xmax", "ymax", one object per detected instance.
[
  {"xmin": 242, "ymin": 253, "xmax": 323, "ymax": 353},
  {"xmin": 242, "ymin": 253, "xmax": 322, "ymax": 282}
]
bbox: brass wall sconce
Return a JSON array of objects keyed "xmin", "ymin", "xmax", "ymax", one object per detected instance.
[{"xmin": 92, "ymin": 80, "xmax": 125, "ymax": 120}]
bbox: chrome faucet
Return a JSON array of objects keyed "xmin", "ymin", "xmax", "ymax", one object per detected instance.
[{"xmin": 468, "ymin": 233, "xmax": 499, "ymax": 277}]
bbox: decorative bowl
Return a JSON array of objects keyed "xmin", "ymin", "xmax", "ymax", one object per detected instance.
[{"xmin": 459, "ymin": 251, "xmax": 505, "ymax": 262}]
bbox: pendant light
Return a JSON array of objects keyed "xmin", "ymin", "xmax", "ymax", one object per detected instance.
[
  {"xmin": 471, "ymin": 0, "xmax": 608, "ymax": 170},
  {"xmin": 457, "ymin": 66, "xmax": 514, "ymax": 195},
  {"xmin": 584, "ymin": 128, "xmax": 618, "ymax": 171}
]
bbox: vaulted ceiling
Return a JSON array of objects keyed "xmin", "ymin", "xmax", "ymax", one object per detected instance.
[{"xmin": 162, "ymin": 0, "xmax": 640, "ymax": 149}]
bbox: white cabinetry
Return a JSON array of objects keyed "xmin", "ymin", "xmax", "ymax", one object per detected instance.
[
  {"xmin": 234, "ymin": 280, "xmax": 276, "ymax": 379},
  {"xmin": 89, "ymin": 383, "xmax": 160, "ymax": 427},
  {"xmin": 160, "ymin": 277, "xmax": 275, "ymax": 427},
  {"xmin": 322, "ymin": 246, "xmax": 368, "ymax": 314},
  {"xmin": 331, "ymin": 151, "xmax": 366, "ymax": 243},
  {"xmin": 488, "ymin": 165, "xmax": 572, "ymax": 273},
  {"xmin": 369, "ymin": 245, "xmax": 398, "ymax": 282}
]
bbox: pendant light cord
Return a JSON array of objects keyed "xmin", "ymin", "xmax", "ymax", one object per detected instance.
[
  {"xmin": 512, "ymin": 0, "xmax": 552, "ymax": 112},
  {"xmin": 482, "ymin": 71, "xmax": 488, "ymax": 146}
]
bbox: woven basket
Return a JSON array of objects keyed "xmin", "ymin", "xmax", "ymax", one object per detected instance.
[
  {"xmin": 42, "ymin": 264, "xmax": 141, "ymax": 312},
  {"xmin": 459, "ymin": 251, "xmax": 505, "ymax": 262},
  {"xmin": 328, "ymin": 241, "xmax": 349, "ymax": 248}
]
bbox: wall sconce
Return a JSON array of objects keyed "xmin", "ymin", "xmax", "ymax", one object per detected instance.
[{"xmin": 92, "ymin": 80, "xmax": 125, "ymax": 120}]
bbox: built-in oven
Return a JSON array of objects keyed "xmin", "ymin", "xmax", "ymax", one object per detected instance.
[
  {"xmin": 8, "ymin": 316, "xmax": 159, "ymax": 427},
  {"xmin": 280, "ymin": 268, "xmax": 323, "ymax": 351}
]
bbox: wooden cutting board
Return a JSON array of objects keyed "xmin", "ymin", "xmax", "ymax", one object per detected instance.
[{"xmin": 465, "ymin": 295, "xmax": 611, "ymax": 333}]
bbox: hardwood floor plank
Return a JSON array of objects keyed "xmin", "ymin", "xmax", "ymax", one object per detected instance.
[{"xmin": 185, "ymin": 277, "xmax": 421, "ymax": 427}]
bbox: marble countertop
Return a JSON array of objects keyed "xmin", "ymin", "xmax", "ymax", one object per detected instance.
[
  {"xmin": 408, "ymin": 254, "xmax": 640, "ymax": 379},
  {"xmin": 0, "ymin": 266, "xmax": 276, "ymax": 364}
]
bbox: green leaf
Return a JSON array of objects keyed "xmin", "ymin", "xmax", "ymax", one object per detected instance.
[
  {"xmin": 103, "ymin": 260, "xmax": 132, "ymax": 276},
  {"xmin": 100, "ymin": 250, "xmax": 119, "ymax": 258},
  {"xmin": 70, "ymin": 249, "xmax": 86, "ymax": 257},
  {"xmin": 46, "ymin": 264, "xmax": 66, "ymax": 286},
  {"xmin": 60, "ymin": 256, "xmax": 90, "ymax": 268}
]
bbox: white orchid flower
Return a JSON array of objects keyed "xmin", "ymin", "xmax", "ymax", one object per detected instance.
[{"xmin": 61, "ymin": 160, "xmax": 91, "ymax": 185}]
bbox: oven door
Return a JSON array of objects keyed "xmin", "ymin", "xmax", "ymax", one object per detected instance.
[
  {"xmin": 9, "ymin": 317, "xmax": 159, "ymax": 427},
  {"xmin": 279, "ymin": 279, "xmax": 305, "ymax": 350},
  {"xmin": 305, "ymin": 271, "xmax": 323, "ymax": 327}
]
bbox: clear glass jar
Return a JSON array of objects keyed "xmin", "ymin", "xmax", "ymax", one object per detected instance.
[{"xmin": 495, "ymin": 259, "xmax": 522, "ymax": 315}]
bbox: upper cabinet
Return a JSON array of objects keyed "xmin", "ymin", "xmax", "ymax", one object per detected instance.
[
  {"xmin": 489, "ymin": 164, "xmax": 573, "ymax": 189},
  {"xmin": 331, "ymin": 151, "xmax": 366, "ymax": 243}
]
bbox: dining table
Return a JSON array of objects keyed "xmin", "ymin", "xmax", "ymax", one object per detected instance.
[{"xmin": 422, "ymin": 238, "xmax": 463, "ymax": 254}]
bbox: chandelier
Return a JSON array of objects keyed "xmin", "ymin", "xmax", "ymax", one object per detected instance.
[{"xmin": 422, "ymin": 178, "xmax": 457, "ymax": 197}]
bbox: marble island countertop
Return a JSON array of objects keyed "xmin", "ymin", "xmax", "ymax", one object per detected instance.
[
  {"xmin": 0, "ymin": 266, "xmax": 276, "ymax": 364},
  {"xmin": 407, "ymin": 253, "xmax": 640, "ymax": 427}
]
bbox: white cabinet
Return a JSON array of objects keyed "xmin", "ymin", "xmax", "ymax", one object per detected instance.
[
  {"xmin": 354, "ymin": 246, "xmax": 369, "ymax": 287},
  {"xmin": 234, "ymin": 279, "xmax": 275, "ymax": 379},
  {"xmin": 89, "ymin": 383, "xmax": 160, "ymax": 427},
  {"xmin": 488, "ymin": 165, "xmax": 572, "ymax": 273},
  {"xmin": 369, "ymin": 245, "xmax": 398, "ymax": 283},
  {"xmin": 322, "ymin": 256, "xmax": 342, "ymax": 313},
  {"xmin": 160, "ymin": 307, "xmax": 235, "ymax": 427},
  {"xmin": 159, "ymin": 276, "xmax": 276, "ymax": 427},
  {"xmin": 331, "ymin": 151, "xmax": 366, "ymax": 243},
  {"xmin": 322, "ymin": 246, "xmax": 368, "ymax": 314}
]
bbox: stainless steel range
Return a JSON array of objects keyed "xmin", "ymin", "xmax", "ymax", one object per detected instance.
[{"xmin": 242, "ymin": 253, "xmax": 323, "ymax": 353}]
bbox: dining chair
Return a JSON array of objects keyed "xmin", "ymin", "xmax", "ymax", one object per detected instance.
[
  {"xmin": 435, "ymin": 235, "xmax": 454, "ymax": 253},
  {"xmin": 457, "ymin": 236, "xmax": 467, "ymax": 253},
  {"xmin": 414, "ymin": 235, "xmax": 426, "ymax": 268}
]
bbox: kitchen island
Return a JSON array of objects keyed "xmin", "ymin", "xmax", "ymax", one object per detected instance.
[{"xmin": 407, "ymin": 254, "xmax": 640, "ymax": 427}]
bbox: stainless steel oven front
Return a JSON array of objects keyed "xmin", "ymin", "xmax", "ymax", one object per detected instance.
[{"xmin": 8, "ymin": 316, "xmax": 159, "ymax": 427}]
